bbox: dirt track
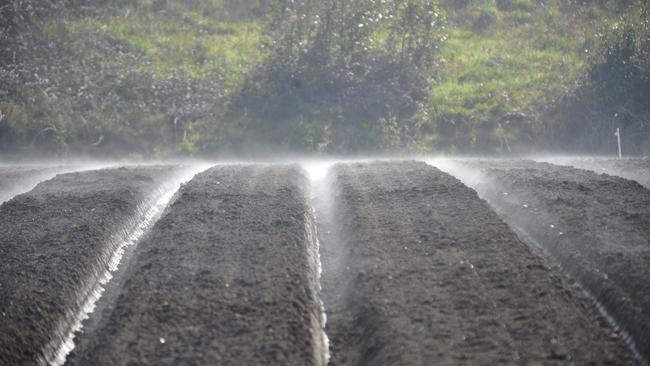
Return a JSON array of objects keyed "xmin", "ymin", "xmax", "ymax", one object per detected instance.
[
  {"xmin": 450, "ymin": 159, "xmax": 650, "ymax": 362},
  {"xmin": 316, "ymin": 161, "xmax": 634, "ymax": 365},
  {"xmin": 0, "ymin": 166, "xmax": 180, "ymax": 365},
  {"xmin": 68, "ymin": 165, "xmax": 327, "ymax": 366}
]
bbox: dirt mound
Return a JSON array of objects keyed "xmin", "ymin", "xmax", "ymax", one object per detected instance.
[
  {"xmin": 541, "ymin": 157, "xmax": 650, "ymax": 189},
  {"xmin": 0, "ymin": 165, "xmax": 78, "ymax": 203},
  {"xmin": 0, "ymin": 165, "xmax": 180, "ymax": 365},
  {"xmin": 455, "ymin": 159, "xmax": 650, "ymax": 362},
  {"xmin": 68, "ymin": 165, "xmax": 327, "ymax": 365},
  {"xmin": 317, "ymin": 161, "xmax": 635, "ymax": 365},
  {"xmin": 0, "ymin": 160, "xmax": 643, "ymax": 365}
]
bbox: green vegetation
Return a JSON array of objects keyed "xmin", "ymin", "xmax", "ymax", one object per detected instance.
[
  {"xmin": 0, "ymin": 1, "xmax": 265, "ymax": 156},
  {"xmin": 0, "ymin": 0, "xmax": 648, "ymax": 156},
  {"xmin": 232, "ymin": 0, "xmax": 447, "ymax": 152},
  {"xmin": 427, "ymin": 0, "xmax": 614, "ymax": 152},
  {"xmin": 547, "ymin": 2, "xmax": 650, "ymax": 154}
]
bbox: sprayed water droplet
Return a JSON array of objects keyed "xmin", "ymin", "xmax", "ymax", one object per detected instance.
[
  {"xmin": 604, "ymin": 273, "xmax": 609, "ymax": 280},
  {"xmin": 523, "ymin": 204, "xmax": 529, "ymax": 208},
  {"xmin": 225, "ymin": 283, "xmax": 230, "ymax": 288},
  {"xmin": 160, "ymin": 338, "xmax": 166, "ymax": 344},
  {"xmin": 549, "ymin": 224, "xmax": 555, "ymax": 228}
]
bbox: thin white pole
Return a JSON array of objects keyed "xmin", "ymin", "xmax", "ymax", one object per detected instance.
[{"xmin": 616, "ymin": 128, "xmax": 622, "ymax": 159}]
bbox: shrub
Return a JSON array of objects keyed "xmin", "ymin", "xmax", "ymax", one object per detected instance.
[{"xmin": 232, "ymin": 0, "xmax": 448, "ymax": 152}]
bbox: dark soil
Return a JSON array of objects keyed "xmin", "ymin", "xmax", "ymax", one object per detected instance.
[
  {"xmin": 457, "ymin": 159, "xmax": 650, "ymax": 363},
  {"xmin": 67, "ymin": 165, "xmax": 327, "ymax": 366},
  {"xmin": 545, "ymin": 157, "xmax": 650, "ymax": 189},
  {"xmin": 0, "ymin": 165, "xmax": 180, "ymax": 365},
  {"xmin": 316, "ymin": 161, "xmax": 635, "ymax": 365},
  {"xmin": 0, "ymin": 165, "xmax": 77, "ymax": 203}
]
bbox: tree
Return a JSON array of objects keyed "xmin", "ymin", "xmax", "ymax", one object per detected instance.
[
  {"xmin": 544, "ymin": 1, "xmax": 650, "ymax": 155},
  {"xmin": 232, "ymin": 0, "xmax": 447, "ymax": 152}
]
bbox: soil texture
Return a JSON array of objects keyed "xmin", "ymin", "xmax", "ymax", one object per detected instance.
[
  {"xmin": 0, "ymin": 165, "xmax": 180, "ymax": 365},
  {"xmin": 316, "ymin": 160, "xmax": 635, "ymax": 365},
  {"xmin": 67, "ymin": 165, "xmax": 327, "ymax": 366},
  {"xmin": 541, "ymin": 157, "xmax": 650, "ymax": 189},
  {"xmin": 455, "ymin": 159, "xmax": 650, "ymax": 363},
  {"xmin": 0, "ymin": 165, "xmax": 79, "ymax": 204}
]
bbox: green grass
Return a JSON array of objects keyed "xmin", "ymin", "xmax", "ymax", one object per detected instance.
[
  {"xmin": 426, "ymin": 2, "xmax": 598, "ymax": 151},
  {"xmin": 434, "ymin": 25, "xmax": 586, "ymax": 112},
  {"xmin": 55, "ymin": 5, "xmax": 264, "ymax": 89},
  {"xmin": 27, "ymin": 0, "xmax": 633, "ymax": 155}
]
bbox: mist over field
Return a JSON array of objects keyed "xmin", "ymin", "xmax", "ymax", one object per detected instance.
[
  {"xmin": 0, "ymin": 0, "xmax": 648, "ymax": 159},
  {"xmin": 4, "ymin": 3, "xmax": 650, "ymax": 364}
]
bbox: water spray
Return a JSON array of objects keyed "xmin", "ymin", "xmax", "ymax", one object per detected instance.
[{"xmin": 615, "ymin": 128, "xmax": 623, "ymax": 159}]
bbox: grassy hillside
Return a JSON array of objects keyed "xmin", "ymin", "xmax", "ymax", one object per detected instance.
[
  {"xmin": 0, "ymin": 0, "xmax": 646, "ymax": 156},
  {"xmin": 0, "ymin": 0, "xmax": 266, "ymax": 156},
  {"xmin": 423, "ymin": 0, "xmax": 618, "ymax": 153}
]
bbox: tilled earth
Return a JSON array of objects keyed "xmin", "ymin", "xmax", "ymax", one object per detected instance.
[
  {"xmin": 68, "ymin": 164, "xmax": 326, "ymax": 365},
  {"xmin": 450, "ymin": 159, "xmax": 650, "ymax": 362},
  {"xmin": 0, "ymin": 165, "xmax": 81, "ymax": 204},
  {"xmin": 538, "ymin": 157, "xmax": 650, "ymax": 189},
  {"xmin": 316, "ymin": 161, "xmax": 633, "ymax": 365},
  {"xmin": 0, "ymin": 160, "xmax": 648, "ymax": 365},
  {"xmin": 0, "ymin": 165, "xmax": 181, "ymax": 365}
]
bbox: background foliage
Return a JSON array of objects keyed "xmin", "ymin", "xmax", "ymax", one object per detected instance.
[{"xmin": 0, "ymin": 0, "xmax": 648, "ymax": 157}]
